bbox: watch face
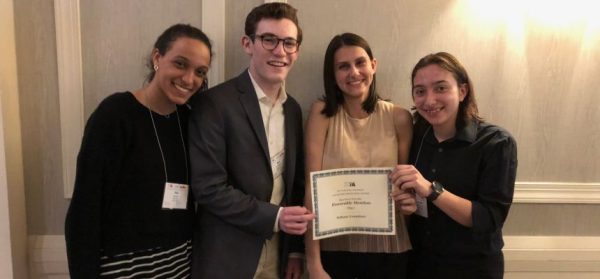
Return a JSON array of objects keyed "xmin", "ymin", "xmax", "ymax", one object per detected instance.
[
  {"xmin": 428, "ymin": 181, "xmax": 443, "ymax": 201},
  {"xmin": 433, "ymin": 181, "xmax": 444, "ymax": 193}
]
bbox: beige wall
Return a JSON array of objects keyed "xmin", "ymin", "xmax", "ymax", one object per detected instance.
[
  {"xmin": 287, "ymin": 0, "xmax": 600, "ymax": 235},
  {"xmin": 80, "ymin": 0, "xmax": 204, "ymax": 118},
  {"xmin": 14, "ymin": 0, "xmax": 65, "ymax": 237},
  {"xmin": 13, "ymin": 0, "xmax": 600, "ymax": 243},
  {"xmin": 505, "ymin": 204, "xmax": 600, "ymax": 235},
  {"xmin": 1, "ymin": 0, "xmax": 28, "ymax": 277},
  {"xmin": 225, "ymin": 0, "xmax": 262, "ymax": 79},
  {"xmin": 286, "ymin": 0, "xmax": 600, "ymax": 182},
  {"xmin": 15, "ymin": 0, "xmax": 204, "ymax": 236}
]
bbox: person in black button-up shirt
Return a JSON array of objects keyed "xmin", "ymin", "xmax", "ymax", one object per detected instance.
[{"xmin": 390, "ymin": 52, "xmax": 518, "ymax": 279}]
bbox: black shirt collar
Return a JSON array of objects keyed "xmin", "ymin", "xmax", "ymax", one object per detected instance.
[
  {"xmin": 424, "ymin": 120, "xmax": 479, "ymax": 145},
  {"xmin": 455, "ymin": 120, "xmax": 478, "ymax": 143}
]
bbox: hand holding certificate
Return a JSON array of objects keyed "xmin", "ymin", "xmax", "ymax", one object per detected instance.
[{"xmin": 310, "ymin": 167, "xmax": 395, "ymax": 240}]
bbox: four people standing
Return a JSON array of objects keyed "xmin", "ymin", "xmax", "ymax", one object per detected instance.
[{"xmin": 66, "ymin": 3, "xmax": 517, "ymax": 278}]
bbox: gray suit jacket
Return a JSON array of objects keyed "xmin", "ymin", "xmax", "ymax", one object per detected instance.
[{"xmin": 188, "ymin": 71, "xmax": 305, "ymax": 278}]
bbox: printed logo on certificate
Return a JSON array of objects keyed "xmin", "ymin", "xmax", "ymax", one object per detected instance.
[{"xmin": 310, "ymin": 167, "xmax": 395, "ymax": 240}]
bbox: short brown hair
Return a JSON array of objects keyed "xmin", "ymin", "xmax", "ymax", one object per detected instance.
[{"xmin": 244, "ymin": 2, "xmax": 302, "ymax": 44}]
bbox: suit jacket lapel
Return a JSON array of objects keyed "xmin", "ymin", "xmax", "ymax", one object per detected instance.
[
  {"xmin": 282, "ymin": 99, "xmax": 297, "ymax": 204},
  {"xmin": 236, "ymin": 71, "xmax": 271, "ymax": 163}
]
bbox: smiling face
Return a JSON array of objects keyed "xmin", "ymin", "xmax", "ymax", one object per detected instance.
[
  {"xmin": 333, "ymin": 46, "xmax": 377, "ymax": 102},
  {"xmin": 243, "ymin": 18, "xmax": 299, "ymax": 90},
  {"xmin": 152, "ymin": 37, "xmax": 211, "ymax": 105},
  {"xmin": 412, "ymin": 64, "xmax": 467, "ymax": 138}
]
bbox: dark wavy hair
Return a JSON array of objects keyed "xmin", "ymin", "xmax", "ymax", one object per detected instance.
[
  {"xmin": 145, "ymin": 23, "xmax": 213, "ymax": 84},
  {"xmin": 410, "ymin": 52, "xmax": 482, "ymax": 134},
  {"xmin": 321, "ymin": 33, "xmax": 379, "ymax": 117},
  {"xmin": 245, "ymin": 2, "xmax": 302, "ymax": 45}
]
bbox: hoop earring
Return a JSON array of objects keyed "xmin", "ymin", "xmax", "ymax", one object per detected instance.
[{"xmin": 153, "ymin": 65, "xmax": 158, "ymax": 71}]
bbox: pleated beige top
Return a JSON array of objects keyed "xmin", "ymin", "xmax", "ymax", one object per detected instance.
[{"xmin": 320, "ymin": 100, "xmax": 412, "ymax": 253}]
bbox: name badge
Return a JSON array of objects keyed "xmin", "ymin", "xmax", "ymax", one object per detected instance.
[
  {"xmin": 271, "ymin": 150, "xmax": 285, "ymax": 178},
  {"xmin": 162, "ymin": 182, "xmax": 189, "ymax": 210}
]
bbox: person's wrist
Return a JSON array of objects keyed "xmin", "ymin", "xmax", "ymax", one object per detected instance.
[
  {"xmin": 426, "ymin": 182, "xmax": 434, "ymax": 197},
  {"xmin": 427, "ymin": 181, "xmax": 444, "ymax": 201},
  {"xmin": 306, "ymin": 260, "xmax": 321, "ymax": 271}
]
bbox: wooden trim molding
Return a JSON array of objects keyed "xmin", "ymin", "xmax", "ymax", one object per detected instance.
[
  {"xmin": 54, "ymin": 0, "xmax": 83, "ymax": 199},
  {"xmin": 28, "ymin": 235, "xmax": 68, "ymax": 277},
  {"xmin": 504, "ymin": 236, "xmax": 600, "ymax": 273},
  {"xmin": 514, "ymin": 182, "xmax": 600, "ymax": 204}
]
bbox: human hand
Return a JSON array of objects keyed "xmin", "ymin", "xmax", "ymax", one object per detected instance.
[
  {"xmin": 307, "ymin": 264, "xmax": 331, "ymax": 279},
  {"xmin": 390, "ymin": 165, "xmax": 432, "ymax": 198},
  {"xmin": 285, "ymin": 257, "xmax": 303, "ymax": 279},
  {"xmin": 391, "ymin": 186, "xmax": 417, "ymax": 215},
  {"xmin": 279, "ymin": 206, "xmax": 315, "ymax": 235}
]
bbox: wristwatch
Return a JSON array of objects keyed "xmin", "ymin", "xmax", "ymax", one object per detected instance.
[{"xmin": 427, "ymin": 181, "xmax": 444, "ymax": 201}]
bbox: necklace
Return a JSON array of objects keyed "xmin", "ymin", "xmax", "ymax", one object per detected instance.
[
  {"xmin": 413, "ymin": 126, "xmax": 431, "ymax": 166},
  {"xmin": 148, "ymin": 106, "xmax": 188, "ymax": 183}
]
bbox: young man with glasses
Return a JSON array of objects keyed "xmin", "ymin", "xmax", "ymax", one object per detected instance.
[{"xmin": 188, "ymin": 2, "xmax": 313, "ymax": 279}]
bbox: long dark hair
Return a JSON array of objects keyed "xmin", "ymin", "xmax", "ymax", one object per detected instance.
[
  {"xmin": 411, "ymin": 52, "xmax": 482, "ymax": 134},
  {"xmin": 321, "ymin": 33, "xmax": 378, "ymax": 117}
]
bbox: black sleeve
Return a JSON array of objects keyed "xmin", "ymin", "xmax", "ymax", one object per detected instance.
[
  {"xmin": 288, "ymin": 103, "xmax": 306, "ymax": 254},
  {"xmin": 472, "ymin": 134, "xmax": 518, "ymax": 233},
  {"xmin": 188, "ymin": 93, "xmax": 279, "ymax": 237},
  {"xmin": 64, "ymin": 98, "xmax": 126, "ymax": 278}
]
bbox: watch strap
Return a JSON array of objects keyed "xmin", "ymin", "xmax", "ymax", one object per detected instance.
[{"xmin": 427, "ymin": 181, "xmax": 444, "ymax": 201}]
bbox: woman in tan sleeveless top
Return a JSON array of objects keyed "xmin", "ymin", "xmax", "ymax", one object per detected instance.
[{"xmin": 305, "ymin": 33, "xmax": 415, "ymax": 279}]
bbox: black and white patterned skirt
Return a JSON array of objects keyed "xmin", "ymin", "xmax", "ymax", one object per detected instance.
[{"xmin": 99, "ymin": 240, "xmax": 192, "ymax": 279}]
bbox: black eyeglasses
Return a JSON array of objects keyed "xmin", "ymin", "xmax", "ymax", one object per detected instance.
[{"xmin": 250, "ymin": 34, "xmax": 299, "ymax": 54}]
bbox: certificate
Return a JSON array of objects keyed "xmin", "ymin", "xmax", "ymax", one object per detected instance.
[{"xmin": 310, "ymin": 167, "xmax": 395, "ymax": 240}]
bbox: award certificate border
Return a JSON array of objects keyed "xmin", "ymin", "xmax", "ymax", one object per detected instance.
[{"xmin": 311, "ymin": 167, "xmax": 394, "ymax": 239}]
